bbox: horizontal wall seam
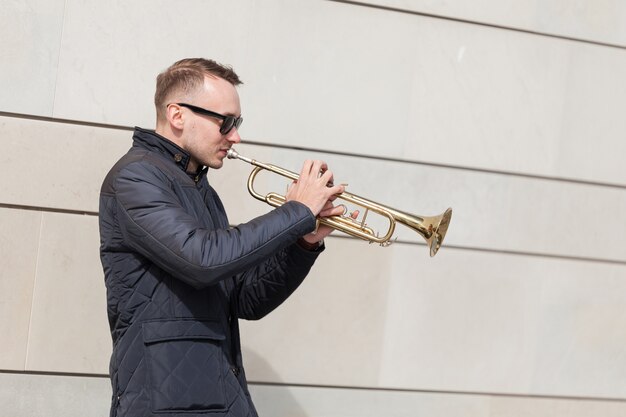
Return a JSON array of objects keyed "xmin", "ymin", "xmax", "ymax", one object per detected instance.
[
  {"xmin": 333, "ymin": 234, "xmax": 626, "ymax": 266},
  {"xmin": 0, "ymin": 111, "xmax": 133, "ymax": 132},
  {"xmin": 1, "ymin": 370, "xmax": 626, "ymax": 403},
  {"xmin": 2, "ymin": 203, "xmax": 625, "ymax": 266},
  {"xmin": 0, "ymin": 203, "xmax": 97, "ymax": 217},
  {"xmin": 326, "ymin": 0, "xmax": 626, "ymax": 50},
  {"xmin": 2, "ymin": 111, "xmax": 624, "ymax": 190},
  {"xmin": 254, "ymin": 141, "xmax": 626, "ymax": 191},
  {"xmin": 251, "ymin": 380, "xmax": 626, "ymax": 404}
]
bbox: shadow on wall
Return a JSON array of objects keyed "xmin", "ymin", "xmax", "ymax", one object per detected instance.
[{"xmin": 243, "ymin": 347, "xmax": 309, "ymax": 417}]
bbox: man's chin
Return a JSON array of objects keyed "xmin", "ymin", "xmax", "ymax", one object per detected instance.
[{"xmin": 207, "ymin": 160, "xmax": 224, "ymax": 169}]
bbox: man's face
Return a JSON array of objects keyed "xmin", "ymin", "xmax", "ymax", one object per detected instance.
[{"xmin": 179, "ymin": 76, "xmax": 242, "ymax": 170}]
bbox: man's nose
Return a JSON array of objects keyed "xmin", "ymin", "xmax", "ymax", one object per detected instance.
[{"xmin": 227, "ymin": 128, "xmax": 242, "ymax": 143}]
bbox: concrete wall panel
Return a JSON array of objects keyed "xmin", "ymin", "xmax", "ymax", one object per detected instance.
[
  {"xmin": 6, "ymin": 208, "xmax": 623, "ymax": 400},
  {"xmin": 45, "ymin": 0, "xmax": 626, "ymax": 184},
  {"xmin": 252, "ymin": 383, "xmax": 626, "ymax": 417},
  {"xmin": 356, "ymin": 0, "xmax": 626, "ymax": 46},
  {"xmin": 0, "ymin": 373, "xmax": 111, "ymax": 417},
  {"xmin": 3, "ymin": 372, "xmax": 626, "ymax": 417},
  {"xmin": 240, "ymin": 241, "xmax": 626, "ymax": 398},
  {"xmin": 0, "ymin": 208, "xmax": 41, "ymax": 370},
  {"xmin": 25, "ymin": 212, "xmax": 110, "ymax": 374},
  {"xmin": 3, "ymin": 118, "xmax": 625, "ymax": 262},
  {"xmin": 0, "ymin": 115, "xmax": 130, "ymax": 212},
  {"xmin": 0, "ymin": 0, "xmax": 65, "ymax": 116}
]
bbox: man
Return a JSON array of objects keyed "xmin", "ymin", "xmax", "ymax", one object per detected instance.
[{"xmin": 99, "ymin": 58, "xmax": 345, "ymax": 417}]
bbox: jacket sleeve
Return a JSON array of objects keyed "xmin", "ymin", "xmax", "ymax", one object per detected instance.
[
  {"xmin": 234, "ymin": 242, "xmax": 323, "ymax": 320},
  {"xmin": 113, "ymin": 160, "xmax": 317, "ymax": 289}
]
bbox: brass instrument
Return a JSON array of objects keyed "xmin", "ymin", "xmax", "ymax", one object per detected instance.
[{"xmin": 226, "ymin": 148, "xmax": 452, "ymax": 257}]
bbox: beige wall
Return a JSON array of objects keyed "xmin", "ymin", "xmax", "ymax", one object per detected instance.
[{"xmin": 1, "ymin": 0, "xmax": 625, "ymax": 415}]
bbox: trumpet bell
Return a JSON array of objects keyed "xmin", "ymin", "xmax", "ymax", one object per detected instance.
[
  {"xmin": 383, "ymin": 206, "xmax": 452, "ymax": 257},
  {"xmin": 422, "ymin": 208, "xmax": 452, "ymax": 257}
]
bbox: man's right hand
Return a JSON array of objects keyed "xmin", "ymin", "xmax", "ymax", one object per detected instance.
[{"xmin": 285, "ymin": 160, "xmax": 345, "ymax": 217}]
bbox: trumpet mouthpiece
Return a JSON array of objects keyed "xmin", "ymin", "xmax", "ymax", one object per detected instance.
[
  {"xmin": 226, "ymin": 148, "xmax": 239, "ymax": 159},
  {"xmin": 226, "ymin": 148, "xmax": 254, "ymax": 164}
]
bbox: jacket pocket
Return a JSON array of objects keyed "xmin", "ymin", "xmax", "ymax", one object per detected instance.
[{"xmin": 143, "ymin": 319, "xmax": 227, "ymax": 413}]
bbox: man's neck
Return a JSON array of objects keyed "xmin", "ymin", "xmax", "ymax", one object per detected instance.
[{"xmin": 155, "ymin": 124, "xmax": 199, "ymax": 173}]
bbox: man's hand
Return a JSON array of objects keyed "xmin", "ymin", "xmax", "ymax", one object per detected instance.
[
  {"xmin": 286, "ymin": 160, "xmax": 344, "ymax": 216},
  {"xmin": 286, "ymin": 160, "xmax": 346, "ymax": 244}
]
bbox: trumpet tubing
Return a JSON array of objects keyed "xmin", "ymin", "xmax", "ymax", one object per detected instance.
[{"xmin": 226, "ymin": 148, "xmax": 452, "ymax": 257}]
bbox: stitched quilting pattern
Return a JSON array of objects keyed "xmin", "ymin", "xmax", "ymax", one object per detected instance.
[{"xmin": 146, "ymin": 336, "xmax": 226, "ymax": 412}]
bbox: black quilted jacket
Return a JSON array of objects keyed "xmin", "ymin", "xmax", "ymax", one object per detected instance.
[{"xmin": 99, "ymin": 128, "xmax": 321, "ymax": 417}]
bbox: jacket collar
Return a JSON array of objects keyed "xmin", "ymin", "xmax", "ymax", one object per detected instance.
[{"xmin": 132, "ymin": 127, "xmax": 205, "ymax": 179}]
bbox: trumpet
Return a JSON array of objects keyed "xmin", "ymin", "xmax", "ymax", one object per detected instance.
[{"xmin": 226, "ymin": 148, "xmax": 452, "ymax": 257}]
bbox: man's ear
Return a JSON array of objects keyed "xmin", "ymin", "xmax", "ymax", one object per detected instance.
[{"xmin": 166, "ymin": 103, "xmax": 185, "ymax": 130}]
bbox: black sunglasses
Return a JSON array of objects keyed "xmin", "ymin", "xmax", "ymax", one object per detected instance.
[{"xmin": 176, "ymin": 103, "xmax": 243, "ymax": 134}]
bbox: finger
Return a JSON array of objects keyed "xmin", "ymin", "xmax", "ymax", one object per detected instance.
[
  {"xmin": 319, "ymin": 205, "xmax": 347, "ymax": 217},
  {"xmin": 310, "ymin": 160, "xmax": 325, "ymax": 179},
  {"xmin": 326, "ymin": 184, "xmax": 345, "ymax": 197},
  {"xmin": 318, "ymin": 162, "xmax": 329, "ymax": 176},
  {"xmin": 321, "ymin": 201, "xmax": 334, "ymax": 211},
  {"xmin": 318, "ymin": 202, "xmax": 346, "ymax": 217},
  {"xmin": 318, "ymin": 169, "xmax": 335, "ymax": 186},
  {"xmin": 317, "ymin": 201, "xmax": 336, "ymax": 217},
  {"xmin": 300, "ymin": 160, "xmax": 314, "ymax": 178}
]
